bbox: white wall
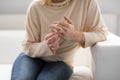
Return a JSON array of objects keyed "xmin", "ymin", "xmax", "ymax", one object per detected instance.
[
  {"xmin": 0, "ymin": 15, "xmax": 26, "ymax": 30},
  {"xmin": 98, "ymin": 0, "xmax": 120, "ymax": 14},
  {"xmin": 0, "ymin": 0, "xmax": 120, "ymax": 14},
  {"xmin": 98, "ymin": 0, "xmax": 120, "ymax": 36},
  {"xmin": 0, "ymin": 0, "xmax": 120, "ymax": 36},
  {"xmin": 102, "ymin": 14, "xmax": 118, "ymax": 34},
  {"xmin": 0, "ymin": 0, "xmax": 32, "ymax": 14}
]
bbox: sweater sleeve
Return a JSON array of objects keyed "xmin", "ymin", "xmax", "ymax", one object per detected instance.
[
  {"xmin": 82, "ymin": 0, "xmax": 107, "ymax": 48},
  {"xmin": 21, "ymin": 1, "xmax": 54, "ymax": 58}
]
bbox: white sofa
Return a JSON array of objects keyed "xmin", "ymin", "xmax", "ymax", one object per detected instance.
[
  {"xmin": 0, "ymin": 30, "xmax": 120, "ymax": 80},
  {"xmin": 91, "ymin": 33, "xmax": 120, "ymax": 80}
]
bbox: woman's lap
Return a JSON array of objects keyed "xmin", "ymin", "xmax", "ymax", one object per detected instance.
[
  {"xmin": 11, "ymin": 52, "xmax": 72, "ymax": 80},
  {"xmin": 37, "ymin": 61, "xmax": 73, "ymax": 80}
]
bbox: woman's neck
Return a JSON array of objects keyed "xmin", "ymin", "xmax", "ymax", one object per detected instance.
[{"xmin": 51, "ymin": 0, "xmax": 65, "ymax": 3}]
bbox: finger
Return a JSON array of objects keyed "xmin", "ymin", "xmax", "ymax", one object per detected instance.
[
  {"xmin": 45, "ymin": 33, "xmax": 54, "ymax": 40},
  {"xmin": 50, "ymin": 24, "xmax": 59, "ymax": 30},
  {"xmin": 50, "ymin": 36, "xmax": 60, "ymax": 47},
  {"xmin": 58, "ymin": 25, "xmax": 67, "ymax": 34},
  {"xmin": 50, "ymin": 22, "xmax": 63, "ymax": 32},
  {"xmin": 50, "ymin": 28, "xmax": 57, "ymax": 33},
  {"xmin": 59, "ymin": 33, "xmax": 64, "ymax": 38},
  {"xmin": 49, "ymin": 42, "xmax": 57, "ymax": 50},
  {"xmin": 52, "ymin": 42, "xmax": 57, "ymax": 50},
  {"xmin": 52, "ymin": 21, "xmax": 60, "ymax": 24},
  {"xmin": 56, "ymin": 24, "xmax": 65, "ymax": 33},
  {"xmin": 50, "ymin": 24, "xmax": 63, "ymax": 33},
  {"xmin": 59, "ymin": 22, "xmax": 69, "ymax": 28},
  {"xmin": 56, "ymin": 38, "xmax": 60, "ymax": 48},
  {"xmin": 47, "ymin": 34, "xmax": 59, "ymax": 44},
  {"xmin": 47, "ymin": 34, "xmax": 57, "ymax": 44},
  {"xmin": 52, "ymin": 38, "xmax": 60, "ymax": 49},
  {"xmin": 64, "ymin": 16, "xmax": 73, "ymax": 24},
  {"xmin": 54, "ymin": 42, "xmax": 59, "ymax": 49},
  {"xmin": 46, "ymin": 33, "xmax": 57, "ymax": 42},
  {"xmin": 45, "ymin": 33, "xmax": 56, "ymax": 40}
]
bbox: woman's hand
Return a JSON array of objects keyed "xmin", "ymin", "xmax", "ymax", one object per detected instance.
[
  {"xmin": 44, "ymin": 33, "xmax": 60, "ymax": 52},
  {"xmin": 50, "ymin": 16, "xmax": 78, "ymax": 41}
]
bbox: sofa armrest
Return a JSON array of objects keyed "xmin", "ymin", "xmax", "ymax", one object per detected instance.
[{"xmin": 91, "ymin": 32, "xmax": 120, "ymax": 80}]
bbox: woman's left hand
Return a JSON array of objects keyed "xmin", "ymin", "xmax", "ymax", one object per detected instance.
[{"xmin": 50, "ymin": 16, "xmax": 78, "ymax": 41}]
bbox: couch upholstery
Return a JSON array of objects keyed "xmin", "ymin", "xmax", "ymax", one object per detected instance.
[{"xmin": 91, "ymin": 33, "xmax": 120, "ymax": 80}]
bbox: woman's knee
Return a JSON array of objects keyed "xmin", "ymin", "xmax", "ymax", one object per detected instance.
[
  {"xmin": 12, "ymin": 52, "xmax": 31, "ymax": 65},
  {"xmin": 46, "ymin": 61, "xmax": 73, "ymax": 74},
  {"xmin": 11, "ymin": 52, "xmax": 45, "ymax": 80},
  {"xmin": 18, "ymin": 52, "xmax": 31, "ymax": 59},
  {"xmin": 15, "ymin": 52, "xmax": 29, "ymax": 60},
  {"xmin": 57, "ymin": 61, "xmax": 73, "ymax": 75},
  {"xmin": 13, "ymin": 52, "xmax": 45, "ymax": 68},
  {"xmin": 14, "ymin": 52, "xmax": 42, "ymax": 63}
]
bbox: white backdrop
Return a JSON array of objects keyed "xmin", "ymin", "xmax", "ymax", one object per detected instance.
[{"xmin": 0, "ymin": 0, "xmax": 120, "ymax": 36}]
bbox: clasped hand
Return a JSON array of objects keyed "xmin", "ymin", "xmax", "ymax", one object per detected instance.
[{"xmin": 44, "ymin": 16, "xmax": 77, "ymax": 52}]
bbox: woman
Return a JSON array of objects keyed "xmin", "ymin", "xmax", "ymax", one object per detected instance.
[{"xmin": 11, "ymin": 0, "xmax": 106, "ymax": 80}]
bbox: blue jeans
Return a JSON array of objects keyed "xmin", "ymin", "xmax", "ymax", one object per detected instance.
[{"xmin": 11, "ymin": 53, "xmax": 73, "ymax": 80}]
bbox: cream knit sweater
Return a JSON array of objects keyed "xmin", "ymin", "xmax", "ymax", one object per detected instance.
[{"xmin": 22, "ymin": 0, "xmax": 106, "ymax": 71}]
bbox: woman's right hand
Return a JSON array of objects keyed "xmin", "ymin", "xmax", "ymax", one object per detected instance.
[{"xmin": 44, "ymin": 33, "xmax": 60, "ymax": 52}]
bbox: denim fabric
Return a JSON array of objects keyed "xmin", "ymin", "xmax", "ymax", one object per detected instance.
[{"xmin": 11, "ymin": 52, "xmax": 73, "ymax": 80}]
